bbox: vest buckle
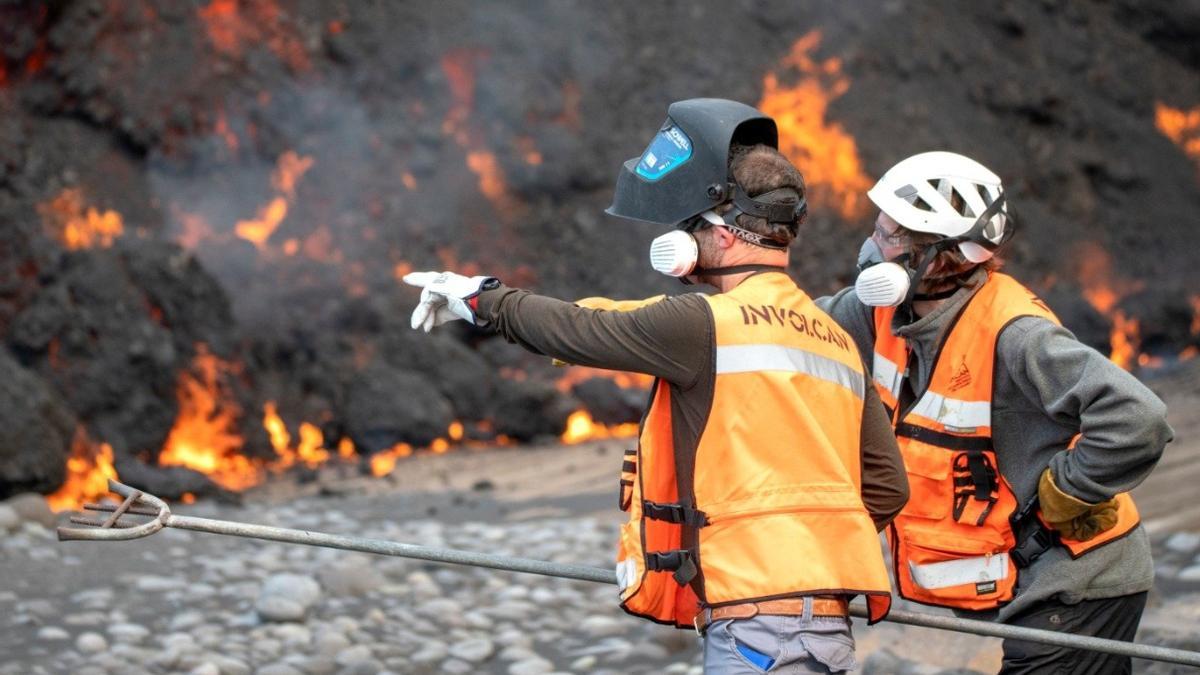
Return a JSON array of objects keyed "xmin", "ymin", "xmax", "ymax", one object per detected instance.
[{"xmin": 642, "ymin": 500, "xmax": 709, "ymax": 528}]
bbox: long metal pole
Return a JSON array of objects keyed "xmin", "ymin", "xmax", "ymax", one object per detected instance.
[{"xmin": 158, "ymin": 513, "xmax": 1200, "ymax": 668}]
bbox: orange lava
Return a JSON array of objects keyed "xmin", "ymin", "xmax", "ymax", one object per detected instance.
[
  {"xmin": 45, "ymin": 433, "xmax": 119, "ymax": 512},
  {"xmin": 38, "ymin": 188, "xmax": 125, "ymax": 250},
  {"xmin": 758, "ymin": 31, "xmax": 872, "ymax": 219}
]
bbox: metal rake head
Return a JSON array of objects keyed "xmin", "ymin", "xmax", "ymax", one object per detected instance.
[{"xmin": 56, "ymin": 479, "xmax": 171, "ymax": 542}]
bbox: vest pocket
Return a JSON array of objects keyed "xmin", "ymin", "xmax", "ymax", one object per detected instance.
[
  {"xmin": 897, "ymin": 444, "xmax": 954, "ymax": 521},
  {"xmin": 897, "ymin": 523, "xmax": 1015, "ymax": 607}
]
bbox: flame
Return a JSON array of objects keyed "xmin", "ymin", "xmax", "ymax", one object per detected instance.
[
  {"xmin": 45, "ymin": 432, "xmax": 119, "ymax": 512},
  {"xmin": 38, "ymin": 188, "xmax": 125, "ymax": 250},
  {"xmin": 560, "ymin": 410, "xmax": 639, "ymax": 445},
  {"xmin": 1155, "ymin": 102, "xmax": 1200, "ymax": 168},
  {"xmin": 1108, "ymin": 310, "xmax": 1139, "ymax": 371},
  {"xmin": 158, "ymin": 345, "xmax": 261, "ymax": 490},
  {"xmin": 758, "ymin": 31, "xmax": 872, "ymax": 219},
  {"xmin": 1073, "ymin": 242, "xmax": 1152, "ymax": 370},
  {"xmin": 235, "ymin": 151, "xmax": 314, "ymax": 249}
]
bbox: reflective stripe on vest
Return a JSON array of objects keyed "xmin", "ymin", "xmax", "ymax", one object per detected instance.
[
  {"xmin": 617, "ymin": 273, "xmax": 892, "ymax": 628},
  {"xmin": 716, "ymin": 344, "xmax": 866, "ymax": 399},
  {"xmin": 873, "ymin": 273, "xmax": 1142, "ymax": 611}
]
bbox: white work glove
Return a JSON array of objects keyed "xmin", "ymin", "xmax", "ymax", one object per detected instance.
[{"xmin": 403, "ymin": 271, "xmax": 499, "ymax": 333}]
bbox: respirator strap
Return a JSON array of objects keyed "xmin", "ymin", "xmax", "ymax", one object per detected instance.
[{"xmin": 679, "ymin": 263, "xmax": 786, "ymax": 285}]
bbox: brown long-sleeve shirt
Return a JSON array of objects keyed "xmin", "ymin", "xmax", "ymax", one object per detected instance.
[{"xmin": 476, "ymin": 277, "xmax": 909, "ymax": 530}]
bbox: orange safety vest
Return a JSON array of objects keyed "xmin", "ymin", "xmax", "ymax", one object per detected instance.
[
  {"xmin": 872, "ymin": 272, "xmax": 1141, "ymax": 611},
  {"xmin": 616, "ymin": 273, "xmax": 892, "ymax": 628}
]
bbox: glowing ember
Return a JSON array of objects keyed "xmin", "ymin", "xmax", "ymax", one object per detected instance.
[
  {"xmin": 235, "ymin": 197, "xmax": 289, "ymax": 249},
  {"xmin": 235, "ymin": 151, "xmax": 314, "ymax": 249},
  {"xmin": 198, "ymin": 0, "xmax": 310, "ymax": 72},
  {"xmin": 758, "ymin": 31, "xmax": 872, "ymax": 219},
  {"xmin": 1155, "ymin": 102, "xmax": 1200, "ymax": 168},
  {"xmin": 38, "ymin": 188, "xmax": 125, "ymax": 250},
  {"xmin": 273, "ymin": 150, "xmax": 315, "ymax": 197},
  {"xmin": 45, "ymin": 433, "xmax": 118, "ymax": 512},
  {"xmin": 560, "ymin": 410, "xmax": 639, "ymax": 445},
  {"xmin": 448, "ymin": 421, "xmax": 464, "ymax": 441},
  {"xmin": 440, "ymin": 49, "xmax": 515, "ymax": 213},
  {"xmin": 159, "ymin": 345, "xmax": 261, "ymax": 490},
  {"xmin": 370, "ymin": 443, "xmax": 412, "ymax": 477},
  {"xmin": 338, "ymin": 437, "xmax": 356, "ymax": 459}
]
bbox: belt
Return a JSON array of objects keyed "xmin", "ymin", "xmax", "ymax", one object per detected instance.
[{"xmin": 693, "ymin": 596, "xmax": 849, "ymax": 635}]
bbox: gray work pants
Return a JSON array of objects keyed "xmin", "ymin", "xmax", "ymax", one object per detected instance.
[{"xmin": 701, "ymin": 598, "xmax": 857, "ymax": 674}]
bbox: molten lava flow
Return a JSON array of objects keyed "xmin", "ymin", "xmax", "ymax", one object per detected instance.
[
  {"xmin": 235, "ymin": 151, "xmax": 314, "ymax": 249},
  {"xmin": 159, "ymin": 345, "xmax": 261, "ymax": 490},
  {"xmin": 758, "ymin": 31, "xmax": 872, "ymax": 219},
  {"xmin": 45, "ymin": 433, "xmax": 119, "ymax": 513},
  {"xmin": 38, "ymin": 188, "xmax": 125, "ymax": 250},
  {"xmin": 1155, "ymin": 102, "xmax": 1200, "ymax": 168},
  {"xmin": 560, "ymin": 410, "xmax": 640, "ymax": 445}
]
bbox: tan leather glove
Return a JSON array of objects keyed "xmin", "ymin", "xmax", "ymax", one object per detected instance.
[
  {"xmin": 1038, "ymin": 468, "xmax": 1120, "ymax": 541},
  {"xmin": 552, "ymin": 295, "xmax": 666, "ymax": 366}
]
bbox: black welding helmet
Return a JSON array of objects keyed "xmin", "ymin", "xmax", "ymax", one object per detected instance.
[{"xmin": 606, "ymin": 98, "xmax": 780, "ymax": 226}]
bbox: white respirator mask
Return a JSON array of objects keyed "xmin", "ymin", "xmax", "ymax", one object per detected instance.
[
  {"xmin": 648, "ymin": 210, "xmax": 726, "ymax": 278},
  {"xmin": 649, "ymin": 229, "xmax": 700, "ymax": 277},
  {"xmin": 854, "ymin": 237, "xmax": 913, "ymax": 308}
]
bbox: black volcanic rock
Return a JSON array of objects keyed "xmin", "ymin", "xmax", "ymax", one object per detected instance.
[
  {"xmin": 344, "ymin": 362, "xmax": 454, "ymax": 453},
  {"xmin": 490, "ymin": 379, "xmax": 576, "ymax": 443},
  {"xmin": 0, "ymin": 349, "xmax": 74, "ymax": 497}
]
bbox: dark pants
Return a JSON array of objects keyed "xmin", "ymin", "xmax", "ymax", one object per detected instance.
[{"xmin": 1000, "ymin": 592, "xmax": 1148, "ymax": 675}]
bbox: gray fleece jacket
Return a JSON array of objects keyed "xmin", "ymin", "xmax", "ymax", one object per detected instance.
[{"xmin": 818, "ymin": 268, "xmax": 1174, "ymax": 621}]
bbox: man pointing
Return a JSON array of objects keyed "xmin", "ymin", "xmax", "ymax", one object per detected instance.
[{"xmin": 406, "ymin": 99, "xmax": 907, "ymax": 673}]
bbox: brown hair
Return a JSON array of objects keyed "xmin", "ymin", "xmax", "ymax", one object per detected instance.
[
  {"xmin": 905, "ymin": 229, "xmax": 1003, "ymax": 289},
  {"xmin": 721, "ymin": 144, "xmax": 806, "ymax": 246}
]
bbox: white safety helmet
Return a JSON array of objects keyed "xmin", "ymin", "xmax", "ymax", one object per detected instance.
[{"xmin": 866, "ymin": 151, "xmax": 1010, "ymax": 263}]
